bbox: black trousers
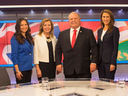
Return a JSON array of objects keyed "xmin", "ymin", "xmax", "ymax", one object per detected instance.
[
  {"xmin": 14, "ymin": 70, "xmax": 32, "ymax": 84},
  {"xmin": 65, "ymin": 70, "xmax": 91, "ymax": 78},
  {"xmin": 98, "ymin": 61, "xmax": 116, "ymax": 80}
]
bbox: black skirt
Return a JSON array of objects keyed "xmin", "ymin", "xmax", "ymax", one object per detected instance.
[
  {"xmin": 38, "ymin": 37, "xmax": 56, "ymax": 81},
  {"xmin": 38, "ymin": 61, "xmax": 56, "ymax": 80}
]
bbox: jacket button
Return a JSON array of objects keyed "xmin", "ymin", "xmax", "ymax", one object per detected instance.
[{"xmin": 30, "ymin": 53, "xmax": 31, "ymax": 55}]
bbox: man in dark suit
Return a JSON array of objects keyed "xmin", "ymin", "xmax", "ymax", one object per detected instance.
[{"xmin": 55, "ymin": 12, "xmax": 98, "ymax": 78}]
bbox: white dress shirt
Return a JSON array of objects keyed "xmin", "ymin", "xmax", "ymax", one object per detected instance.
[
  {"xmin": 70, "ymin": 26, "xmax": 80, "ymax": 44},
  {"xmin": 101, "ymin": 30, "xmax": 107, "ymax": 41}
]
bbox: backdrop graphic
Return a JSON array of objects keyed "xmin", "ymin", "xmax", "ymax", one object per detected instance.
[{"xmin": 0, "ymin": 21, "xmax": 128, "ymax": 66}]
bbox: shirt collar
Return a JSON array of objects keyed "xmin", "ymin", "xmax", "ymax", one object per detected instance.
[{"xmin": 70, "ymin": 26, "xmax": 80, "ymax": 33}]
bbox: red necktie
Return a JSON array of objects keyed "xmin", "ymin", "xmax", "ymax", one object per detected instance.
[{"xmin": 71, "ymin": 29, "xmax": 77, "ymax": 48}]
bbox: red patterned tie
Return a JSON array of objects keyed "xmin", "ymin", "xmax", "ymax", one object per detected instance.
[{"xmin": 71, "ymin": 29, "xmax": 77, "ymax": 48}]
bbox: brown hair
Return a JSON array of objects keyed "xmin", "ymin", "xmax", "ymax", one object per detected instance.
[
  {"xmin": 100, "ymin": 9, "xmax": 115, "ymax": 33},
  {"xmin": 14, "ymin": 18, "xmax": 34, "ymax": 44},
  {"xmin": 38, "ymin": 18, "xmax": 54, "ymax": 38}
]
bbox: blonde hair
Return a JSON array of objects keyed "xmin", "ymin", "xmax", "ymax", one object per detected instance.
[
  {"xmin": 38, "ymin": 18, "xmax": 54, "ymax": 38},
  {"xmin": 100, "ymin": 9, "xmax": 115, "ymax": 33}
]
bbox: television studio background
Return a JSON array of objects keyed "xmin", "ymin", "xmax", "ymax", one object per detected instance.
[{"xmin": 0, "ymin": 0, "xmax": 128, "ymax": 84}]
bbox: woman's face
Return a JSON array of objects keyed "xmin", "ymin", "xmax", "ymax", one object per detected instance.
[
  {"xmin": 102, "ymin": 12, "xmax": 111, "ymax": 26},
  {"xmin": 20, "ymin": 20, "xmax": 28, "ymax": 33},
  {"xmin": 43, "ymin": 21, "xmax": 52, "ymax": 34}
]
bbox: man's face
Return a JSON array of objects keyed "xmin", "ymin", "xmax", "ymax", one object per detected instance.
[{"xmin": 69, "ymin": 13, "xmax": 81, "ymax": 29}]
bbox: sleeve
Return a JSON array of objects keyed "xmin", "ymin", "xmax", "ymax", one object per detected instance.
[
  {"xmin": 33, "ymin": 35, "xmax": 39, "ymax": 65},
  {"xmin": 11, "ymin": 37, "xmax": 19, "ymax": 65},
  {"xmin": 89, "ymin": 30, "xmax": 98, "ymax": 64},
  {"xmin": 55, "ymin": 32, "xmax": 62, "ymax": 65},
  {"xmin": 97, "ymin": 29, "xmax": 100, "ymax": 44},
  {"xmin": 111, "ymin": 27, "xmax": 120, "ymax": 65}
]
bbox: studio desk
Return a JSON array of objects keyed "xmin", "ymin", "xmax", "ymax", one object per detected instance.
[{"xmin": 0, "ymin": 78, "xmax": 128, "ymax": 96}]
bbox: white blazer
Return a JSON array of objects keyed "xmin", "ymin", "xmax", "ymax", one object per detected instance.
[{"xmin": 34, "ymin": 33, "xmax": 57, "ymax": 64}]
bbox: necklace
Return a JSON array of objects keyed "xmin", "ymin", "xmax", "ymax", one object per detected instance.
[{"xmin": 46, "ymin": 37, "xmax": 51, "ymax": 42}]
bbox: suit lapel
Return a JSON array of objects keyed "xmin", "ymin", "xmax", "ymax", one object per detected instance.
[
  {"xmin": 99, "ymin": 28, "xmax": 109, "ymax": 41},
  {"xmin": 102, "ymin": 29, "xmax": 109, "ymax": 41},
  {"xmin": 66, "ymin": 29, "xmax": 71, "ymax": 48},
  {"xmin": 41, "ymin": 33, "xmax": 49, "ymax": 51},
  {"xmin": 73, "ymin": 27, "xmax": 83, "ymax": 48},
  {"xmin": 99, "ymin": 28, "xmax": 103, "ymax": 41},
  {"xmin": 51, "ymin": 36, "xmax": 56, "ymax": 52},
  {"xmin": 25, "ymin": 39, "xmax": 32, "ymax": 50}
]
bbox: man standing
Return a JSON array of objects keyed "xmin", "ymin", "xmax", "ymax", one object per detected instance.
[{"xmin": 55, "ymin": 12, "xmax": 98, "ymax": 78}]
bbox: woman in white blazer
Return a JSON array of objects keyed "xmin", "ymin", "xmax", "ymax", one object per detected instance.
[{"xmin": 34, "ymin": 18, "xmax": 57, "ymax": 81}]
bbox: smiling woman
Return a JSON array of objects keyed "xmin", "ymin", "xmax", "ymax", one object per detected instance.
[
  {"xmin": 11, "ymin": 18, "xmax": 34, "ymax": 84},
  {"xmin": 20, "ymin": 20, "xmax": 29, "ymax": 34},
  {"xmin": 34, "ymin": 18, "xmax": 57, "ymax": 81},
  {"xmin": 43, "ymin": 21, "xmax": 52, "ymax": 36},
  {"xmin": 97, "ymin": 9, "xmax": 120, "ymax": 80},
  {"xmin": 102, "ymin": 13, "xmax": 110, "ymax": 26}
]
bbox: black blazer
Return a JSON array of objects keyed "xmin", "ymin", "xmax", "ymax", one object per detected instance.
[
  {"xmin": 97, "ymin": 26, "xmax": 120, "ymax": 66},
  {"xmin": 55, "ymin": 27, "xmax": 98, "ymax": 75}
]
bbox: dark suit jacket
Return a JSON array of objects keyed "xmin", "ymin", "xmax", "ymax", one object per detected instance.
[
  {"xmin": 97, "ymin": 26, "xmax": 120, "ymax": 66},
  {"xmin": 55, "ymin": 27, "xmax": 98, "ymax": 75}
]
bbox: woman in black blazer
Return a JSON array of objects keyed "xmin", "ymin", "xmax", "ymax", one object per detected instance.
[{"xmin": 97, "ymin": 9, "xmax": 120, "ymax": 80}]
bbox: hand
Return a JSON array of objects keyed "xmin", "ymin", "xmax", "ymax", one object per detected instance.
[
  {"xmin": 90, "ymin": 63, "xmax": 97, "ymax": 73},
  {"xmin": 56, "ymin": 64, "xmax": 63, "ymax": 74},
  {"xmin": 16, "ymin": 71, "xmax": 23, "ymax": 80},
  {"xmin": 110, "ymin": 64, "xmax": 115, "ymax": 71},
  {"xmin": 36, "ymin": 69, "xmax": 42, "ymax": 78}
]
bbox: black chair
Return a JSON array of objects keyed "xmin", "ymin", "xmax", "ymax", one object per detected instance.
[{"xmin": 0, "ymin": 67, "xmax": 11, "ymax": 87}]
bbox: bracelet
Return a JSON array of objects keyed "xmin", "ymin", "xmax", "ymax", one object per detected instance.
[{"xmin": 16, "ymin": 71, "xmax": 20, "ymax": 73}]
